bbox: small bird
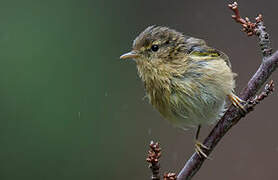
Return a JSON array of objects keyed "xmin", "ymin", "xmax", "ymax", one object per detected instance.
[{"xmin": 120, "ymin": 26, "xmax": 245, "ymax": 158}]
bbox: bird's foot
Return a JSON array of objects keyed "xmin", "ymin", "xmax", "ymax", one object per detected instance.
[
  {"xmin": 194, "ymin": 140, "xmax": 211, "ymax": 159},
  {"xmin": 228, "ymin": 93, "xmax": 247, "ymax": 115}
]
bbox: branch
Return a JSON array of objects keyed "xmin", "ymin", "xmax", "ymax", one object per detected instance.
[
  {"xmin": 228, "ymin": 2, "xmax": 272, "ymax": 58},
  {"xmin": 177, "ymin": 2, "xmax": 277, "ymax": 180},
  {"xmin": 147, "ymin": 141, "xmax": 162, "ymax": 180},
  {"xmin": 164, "ymin": 173, "xmax": 177, "ymax": 180},
  {"xmin": 245, "ymin": 80, "xmax": 274, "ymax": 112},
  {"xmin": 146, "ymin": 141, "xmax": 177, "ymax": 180}
]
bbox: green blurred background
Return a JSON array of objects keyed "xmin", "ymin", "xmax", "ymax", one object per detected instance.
[{"xmin": 0, "ymin": 0, "xmax": 277, "ymax": 179}]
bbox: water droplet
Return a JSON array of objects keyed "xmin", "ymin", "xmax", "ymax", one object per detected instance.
[{"xmin": 148, "ymin": 128, "xmax": 152, "ymax": 135}]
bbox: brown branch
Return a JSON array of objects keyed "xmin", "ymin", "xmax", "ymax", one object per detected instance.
[
  {"xmin": 164, "ymin": 173, "xmax": 177, "ymax": 180},
  {"xmin": 228, "ymin": 2, "xmax": 272, "ymax": 57},
  {"xmin": 245, "ymin": 80, "xmax": 275, "ymax": 112},
  {"xmin": 147, "ymin": 141, "xmax": 162, "ymax": 180},
  {"xmin": 229, "ymin": 2, "xmax": 260, "ymax": 36},
  {"xmin": 146, "ymin": 141, "xmax": 177, "ymax": 180},
  {"xmin": 177, "ymin": 2, "xmax": 278, "ymax": 180}
]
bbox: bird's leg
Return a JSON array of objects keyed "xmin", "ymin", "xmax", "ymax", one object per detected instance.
[
  {"xmin": 194, "ymin": 125, "xmax": 210, "ymax": 159},
  {"xmin": 228, "ymin": 93, "xmax": 247, "ymax": 115}
]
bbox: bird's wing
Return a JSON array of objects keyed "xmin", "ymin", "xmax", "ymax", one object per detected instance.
[{"xmin": 185, "ymin": 37, "xmax": 231, "ymax": 68}]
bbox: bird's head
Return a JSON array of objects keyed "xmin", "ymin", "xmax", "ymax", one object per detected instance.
[{"xmin": 120, "ymin": 26, "xmax": 189, "ymax": 63}]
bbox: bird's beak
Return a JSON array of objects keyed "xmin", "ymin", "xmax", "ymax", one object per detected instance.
[{"xmin": 120, "ymin": 51, "xmax": 139, "ymax": 60}]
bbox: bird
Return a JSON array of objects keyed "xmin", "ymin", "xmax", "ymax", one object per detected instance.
[{"xmin": 120, "ymin": 26, "xmax": 245, "ymax": 158}]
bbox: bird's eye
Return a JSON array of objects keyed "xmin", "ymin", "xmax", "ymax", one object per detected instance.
[{"xmin": 151, "ymin": 45, "xmax": 159, "ymax": 52}]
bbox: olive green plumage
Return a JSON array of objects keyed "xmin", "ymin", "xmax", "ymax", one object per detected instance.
[{"xmin": 121, "ymin": 26, "xmax": 237, "ymax": 129}]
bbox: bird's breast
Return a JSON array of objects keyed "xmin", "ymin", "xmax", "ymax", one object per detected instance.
[
  {"xmin": 144, "ymin": 74, "xmax": 172, "ymax": 116},
  {"xmin": 136, "ymin": 62, "xmax": 173, "ymax": 116}
]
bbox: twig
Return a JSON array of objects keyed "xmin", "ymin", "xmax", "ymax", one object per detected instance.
[
  {"xmin": 164, "ymin": 173, "xmax": 177, "ymax": 180},
  {"xmin": 229, "ymin": 2, "xmax": 259, "ymax": 36},
  {"xmin": 246, "ymin": 80, "xmax": 275, "ymax": 112},
  {"xmin": 177, "ymin": 2, "xmax": 278, "ymax": 180},
  {"xmin": 228, "ymin": 2, "xmax": 272, "ymax": 57},
  {"xmin": 146, "ymin": 141, "xmax": 177, "ymax": 180},
  {"xmin": 147, "ymin": 141, "xmax": 162, "ymax": 180}
]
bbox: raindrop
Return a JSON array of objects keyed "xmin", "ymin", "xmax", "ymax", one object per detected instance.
[{"xmin": 148, "ymin": 128, "xmax": 152, "ymax": 135}]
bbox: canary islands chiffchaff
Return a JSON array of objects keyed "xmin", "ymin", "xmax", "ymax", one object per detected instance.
[{"xmin": 120, "ymin": 26, "xmax": 245, "ymax": 158}]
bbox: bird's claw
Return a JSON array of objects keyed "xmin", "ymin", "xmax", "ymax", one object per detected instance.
[
  {"xmin": 228, "ymin": 93, "xmax": 247, "ymax": 115},
  {"xmin": 194, "ymin": 140, "xmax": 211, "ymax": 159}
]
